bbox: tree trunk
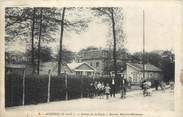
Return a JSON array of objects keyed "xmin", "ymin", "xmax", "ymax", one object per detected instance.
[
  {"xmin": 31, "ymin": 8, "xmax": 36, "ymax": 74},
  {"xmin": 37, "ymin": 8, "xmax": 43, "ymax": 75},
  {"xmin": 58, "ymin": 8, "xmax": 66, "ymax": 75},
  {"xmin": 111, "ymin": 9, "xmax": 117, "ymax": 79}
]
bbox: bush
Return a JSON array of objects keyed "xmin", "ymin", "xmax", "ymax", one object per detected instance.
[
  {"xmin": 5, "ymin": 74, "xmax": 23, "ymax": 107},
  {"xmin": 5, "ymin": 74, "xmax": 122, "ymax": 107}
]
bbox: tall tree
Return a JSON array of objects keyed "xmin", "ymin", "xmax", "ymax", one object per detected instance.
[
  {"xmin": 5, "ymin": 8, "xmax": 59, "ymax": 74},
  {"xmin": 35, "ymin": 7, "xmax": 62, "ymax": 74},
  {"xmin": 58, "ymin": 8, "xmax": 65, "ymax": 75},
  {"xmin": 37, "ymin": 8, "xmax": 43, "ymax": 75},
  {"xmin": 5, "ymin": 7, "xmax": 90, "ymax": 75},
  {"xmin": 5, "ymin": 8, "xmax": 36, "ymax": 74},
  {"xmin": 57, "ymin": 8, "xmax": 90, "ymax": 75},
  {"xmin": 31, "ymin": 8, "xmax": 36, "ymax": 73},
  {"xmin": 92, "ymin": 8, "xmax": 125, "ymax": 79}
]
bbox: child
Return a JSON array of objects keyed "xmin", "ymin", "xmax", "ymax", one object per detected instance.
[{"xmin": 105, "ymin": 83, "xmax": 111, "ymax": 99}]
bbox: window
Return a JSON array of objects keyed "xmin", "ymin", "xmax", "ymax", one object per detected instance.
[
  {"xmin": 133, "ymin": 72, "xmax": 137, "ymax": 83},
  {"xmin": 90, "ymin": 62, "xmax": 92, "ymax": 66},
  {"xmin": 76, "ymin": 71, "xmax": 82, "ymax": 76},
  {"xmin": 96, "ymin": 62, "xmax": 99, "ymax": 67}
]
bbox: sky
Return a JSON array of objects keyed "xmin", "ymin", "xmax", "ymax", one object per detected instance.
[{"xmin": 6, "ymin": 7, "xmax": 179, "ymax": 54}]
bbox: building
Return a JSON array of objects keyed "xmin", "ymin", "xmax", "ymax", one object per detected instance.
[
  {"xmin": 125, "ymin": 63, "xmax": 162, "ymax": 84},
  {"xmin": 5, "ymin": 51, "xmax": 30, "ymax": 64},
  {"xmin": 39, "ymin": 61, "xmax": 96, "ymax": 77},
  {"xmin": 77, "ymin": 49, "xmax": 108, "ymax": 75},
  {"xmin": 67, "ymin": 62, "xmax": 96, "ymax": 77},
  {"xmin": 77, "ymin": 49, "xmax": 123, "ymax": 76},
  {"xmin": 5, "ymin": 64, "xmax": 26, "ymax": 75}
]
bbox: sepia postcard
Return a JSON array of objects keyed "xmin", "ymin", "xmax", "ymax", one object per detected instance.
[{"xmin": 0, "ymin": 0, "xmax": 183, "ymax": 117}]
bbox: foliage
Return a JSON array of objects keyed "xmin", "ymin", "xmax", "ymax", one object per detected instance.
[
  {"xmin": 5, "ymin": 7, "xmax": 59, "ymax": 42},
  {"xmin": 55, "ymin": 48, "xmax": 75, "ymax": 63},
  {"xmin": 92, "ymin": 7, "xmax": 126, "ymax": 79},
  {"xmin": 26, "ymin": 46, "xmax": 53, "ymax": 62}
]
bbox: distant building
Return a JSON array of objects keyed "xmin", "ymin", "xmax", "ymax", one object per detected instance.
[
  {"xmin": 5, "ymin": 64, "xmax": 26, "ymax": 75},
  {"xmin": 77, "ymin": 49, "xmax": 108, "ymax": 75},
  {"xmin": 5, "ymin": 51, "xmax": 30, "ymax": 64},
  {"xmin": 77, "ymin": 49, "xmax": 125, "ymax": 76},
  {"xmin": 39, "ymin": 61, "xmax": 96, "ymax": 77},
  {"xmin": 67, "ymin": 62, "xmax": 96, "ymax": 77},
  {"xmin": 124, "ymin": 63, "xmax": 162, "ymax": 84}
]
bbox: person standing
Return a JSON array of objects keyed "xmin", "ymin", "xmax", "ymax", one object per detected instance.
[
  {"xmin": 169, "ymin": 81, "xmax": 174, "ymax": 90},
  {"xmin": 121, "ymin": 79, "xmax": 127, "ymax": 99},
  {"xmin": 101, "ymin": 82, "xmax": 105, "ymax": 99},
  {"xmin": 97, "ymin": 81, "xmax": 102, "ymax": 98},
  {"xmin": 110, "ymin": 78, "xmax": 115, "ymax": 97},
  {"xmin": 160, "ymin": 81, "xmax": 166, "ymax": 92},
  {"xmin": 142, "ymin": 80, "xmax": 148, "ymax": 96},
  {"xmin": 154, "ymin": 79, "xmax": 159, "ymax": 90},
  {"xmin": 89, "ymin": 83, "xmax": 95, "ymax": 98},
  {"xmin": 105, "ymin": 83, "xmax": 111, "ymax": 99}
]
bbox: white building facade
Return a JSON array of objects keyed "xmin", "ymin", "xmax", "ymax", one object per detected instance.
[{"xmin": 125, "ymin": 63, "xmax": 162, "ymax": 84}]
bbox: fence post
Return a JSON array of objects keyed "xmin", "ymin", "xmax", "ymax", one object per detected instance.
[
  {"xmin": 81, "ymin": 76, "xmax": 83, "ymax": 98},
  {"xmin": 47, "ymin": 70, "xmax": 51, "ymax": 103},
  {"xmin": 22, "ymin": 69, "xmax": 26, "ymax": 105},
  {"xmin": 65, "ymin": 73, "xmax": 68, "ymax": 100}
]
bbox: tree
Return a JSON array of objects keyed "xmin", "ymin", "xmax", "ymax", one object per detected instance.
[
  {"xmin": 57, "ymin": 8, "xmax": 90, "ymax": 75},
  {"xmin": 58, "ymin": 8, "xmax": 65, "ymax": 76},
  {"xmin": 5, "ymin": 7, "xmax": 90, "ymax": 75},
  {"xmin": 35, "ymin": 7, "xmax": 62, "ymax": 74},
  {"xmin": 92, "ymin": 8, "xmax": 126, "ymax": 79},
  {"xmin": 5, "ymin": 7, "xmax": 59, "ymax": 74},
  {"xmin": 56, "ymin": 48, "xmax": 75, "ymax": 63},
  {"xmin": 5, "ymin": 8, "xmax": 37, "ymax": 73},
  {"xmin": 31, "ymin": 8, "xmax": 36, "ymax": 73},
  {"xmin": 26, "ymin": 46, "xmax": 53, "ymax": 62},
  {"xmin": 37, "ymin": 8, "xmax": 43, "ymax": 74}
]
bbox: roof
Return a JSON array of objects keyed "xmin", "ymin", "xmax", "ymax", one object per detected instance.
[
  {"xmin": 40, "ymin": 62, "xmax": 72, "ymax": 75},
  {"xmin": 127, "ymin": 63, "xmax": 162, "ymax": 72},
  {"xmin": 67, "ymin": 62, "xmax": 96, "ymax": 71},
  {"xmin": 6, "ymin": 64, "xmax": 26, "ymax": 69},
  {"xmin": 67, "ymin": 62, "xmax": 83, "ymax": 70}
]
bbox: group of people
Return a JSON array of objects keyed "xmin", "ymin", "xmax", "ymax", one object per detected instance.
[
  {"xmin": 88, "ymin": 81, "xmax": 111, "ymax": 99},
  {"xmin": 141, "ymin": 79, "xmax": 174, "ymax": 97},
  {"xmin": 87, "ymin": 79, "xmax": 174, "ymax": 99},
  {"xmin": 88, "ymin": 79, "xmax": 128, "ymax": 99}
]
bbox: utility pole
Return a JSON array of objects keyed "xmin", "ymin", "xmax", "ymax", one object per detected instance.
[{"xmin": 142, "ymin": 10, "xmax": 145, "ymax": 80}]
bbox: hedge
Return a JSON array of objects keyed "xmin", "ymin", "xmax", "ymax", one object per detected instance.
[{"xmin": 5, "ymin": 74, "xmax": 122, "ymax": 107}]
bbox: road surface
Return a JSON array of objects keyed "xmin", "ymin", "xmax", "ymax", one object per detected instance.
[{"xmin": 6, "ymin": 88, "xmax": 174, "ymax": 112}]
